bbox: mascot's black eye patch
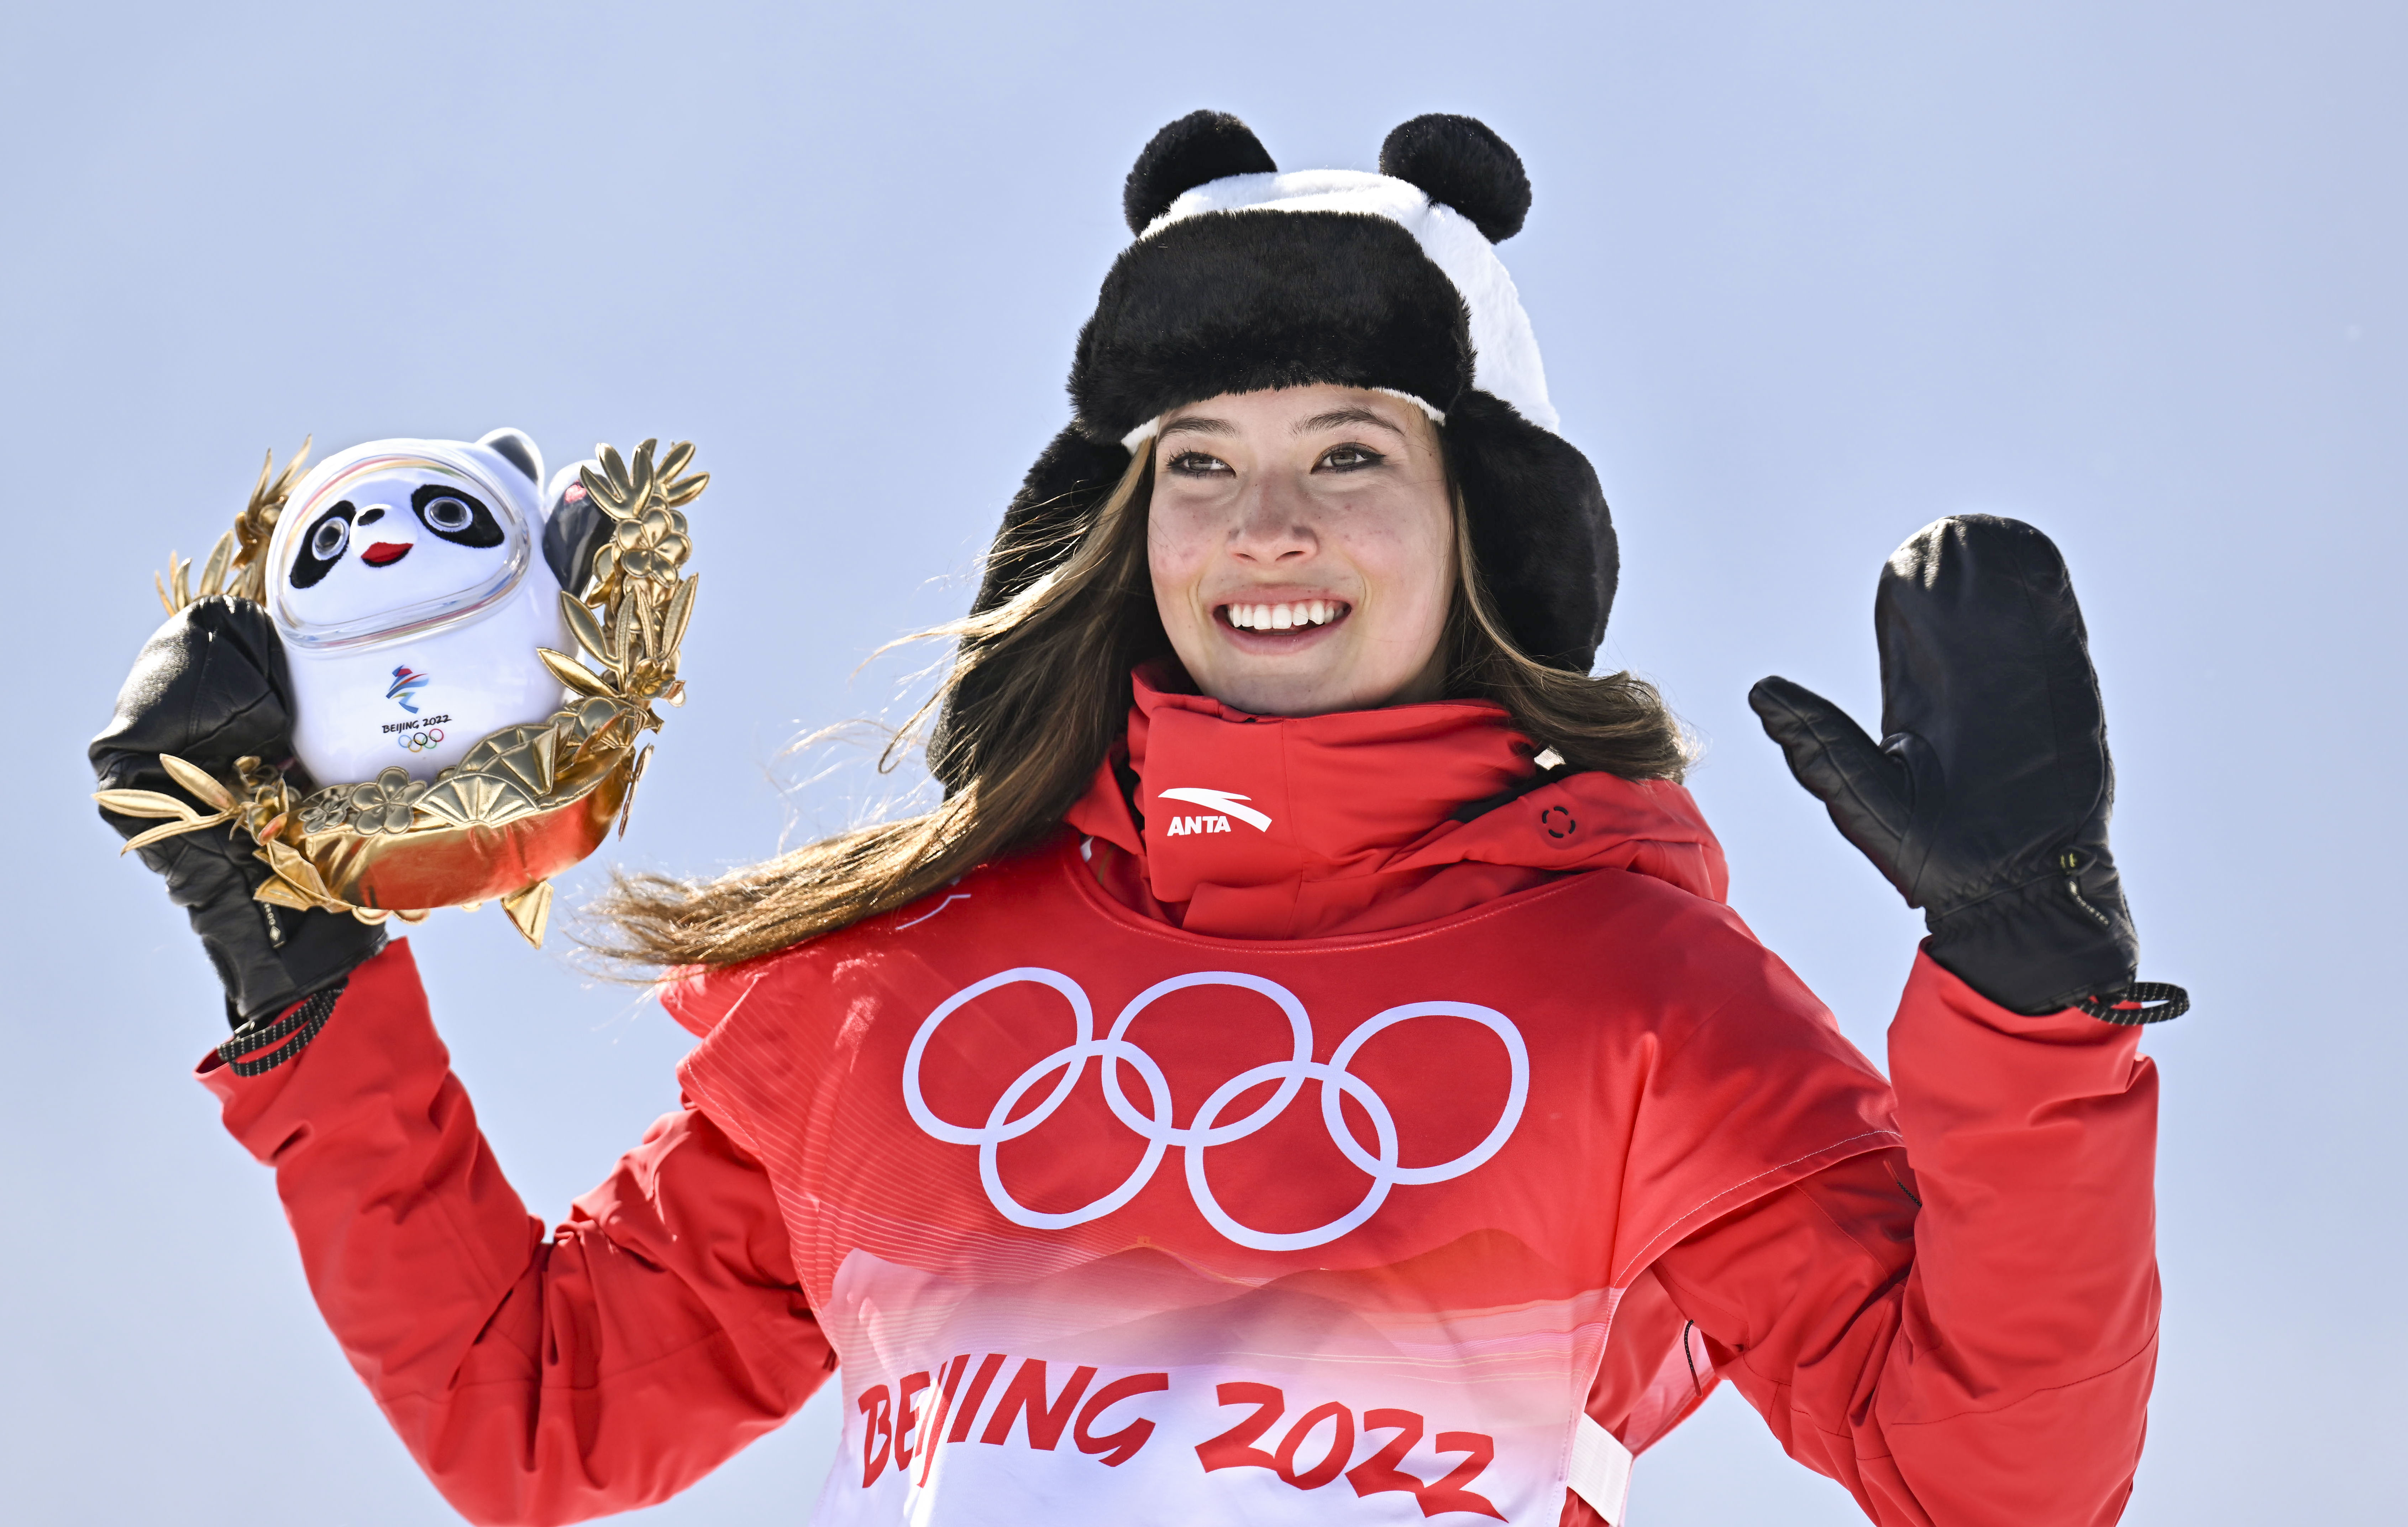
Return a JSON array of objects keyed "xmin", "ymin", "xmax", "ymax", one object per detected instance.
[
  {"xmin": 290, "ymin": 501, "xmax": 357, "ymax": 589},
  {"xmin": 411, "ymin": 483, "xmax": 504, "ymax": 548}
]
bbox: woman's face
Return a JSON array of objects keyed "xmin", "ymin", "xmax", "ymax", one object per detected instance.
[{"xmin": 1147, "ymin": 385, "xmax": 1455, "ymax": 717}]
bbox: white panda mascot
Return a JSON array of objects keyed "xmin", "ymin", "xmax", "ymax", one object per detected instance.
[{"xmin": 267, "ymin": 427, "xmax": 581, "ymax": 785}]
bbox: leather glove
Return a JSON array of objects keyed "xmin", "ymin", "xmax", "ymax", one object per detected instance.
[
  {"xmin": 91, "ymin": 597, "xmax": 386, "ymax": 1032},
  {"xmin": 1749, "ymin": 515, "xmax": 2184, "ymax": 1021}
]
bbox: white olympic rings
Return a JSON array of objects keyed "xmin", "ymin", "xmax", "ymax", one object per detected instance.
[{"xmin": 899, "ymin": 968, "xmax": 1528, "ymax": 1251}]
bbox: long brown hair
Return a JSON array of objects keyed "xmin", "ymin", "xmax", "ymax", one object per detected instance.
[{"xmin": 585, "ymin": 440, "xmax": 1688, "ymax": 972}]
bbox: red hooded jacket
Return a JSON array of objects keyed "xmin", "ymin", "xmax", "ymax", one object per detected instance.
[{"xmin": 203, "ymin": 675, "xmax": 2159, "ymax": 1526}]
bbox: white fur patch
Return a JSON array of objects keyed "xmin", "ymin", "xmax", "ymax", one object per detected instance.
[{"xmin": 1140, "ymin": 168, "xmax": 1560, "ymax": 435}]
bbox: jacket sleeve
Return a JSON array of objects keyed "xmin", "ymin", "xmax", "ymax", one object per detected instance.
[
  {"xmin": 1649, "ymin": 950, "xmax": 2159, "ymax": 1527},
  {"xmin": 199, "ymin": 938, "xmax": 836, "ymax": 1527}
]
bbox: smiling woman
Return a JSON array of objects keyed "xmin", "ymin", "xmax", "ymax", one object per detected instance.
[
  {"xmin": 586, "ymin": 376, "xmax": 1688, "ymax": 968},
  {"xmin": 91, "ymin": 107, "xmax": 2173, "ymax": 1527}
]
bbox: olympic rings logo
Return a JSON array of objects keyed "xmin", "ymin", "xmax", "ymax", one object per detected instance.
[
  {"xmin": 901, "ymin": 968, "xmax": 1528, "ymax": 1251},
  {"xmin": 398, "ymin": 728, "xmax": 445, "ymax": 752}
]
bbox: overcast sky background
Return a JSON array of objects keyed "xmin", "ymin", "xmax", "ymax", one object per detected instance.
[{"xmin": 5, "ymin": 2, "xmax": 2402, "ymax": 1522}]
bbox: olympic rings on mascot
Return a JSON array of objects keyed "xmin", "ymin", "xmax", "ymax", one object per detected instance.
[
  {"xmin": 399, "ymin": 728, "xmax": 446, "ymax": 753},
  {"xmin": 901, "ymin": 967, "xmax": 1529, "ymax": 1251}
]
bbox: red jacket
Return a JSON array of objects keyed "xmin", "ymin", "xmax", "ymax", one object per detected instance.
[{"xmin": 204, "ymin": 676, "xmax": 2159, "ymax": 1525}]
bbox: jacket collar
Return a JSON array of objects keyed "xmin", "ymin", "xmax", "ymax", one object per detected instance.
[{"xmin": 1065, "ymin": 669, "xmax": 1728, "ymax": 938}]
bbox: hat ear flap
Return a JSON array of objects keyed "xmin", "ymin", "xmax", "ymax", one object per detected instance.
[
  {"xmin": 968, "ymin": 427, "xmax": 1134, "ymax": 616},
  {"xmin": 1379, "ymin": 114, "xmax": 1532, "ymax": 243},
  {"xmin": 1446, "ymin": 391, "xmax": 1615, "ymax": 670},
  {"xmin": 938, "ymin": 427, "xmax": 1136, "ymax": 795},
  {"xmin": 1123, "ymin": 110, "xmax": 1277, "ymax": 234}
]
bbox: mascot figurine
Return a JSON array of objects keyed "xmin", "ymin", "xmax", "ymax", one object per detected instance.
[
  {"xmin": 93, "ymin": 428, "xmax": 702, "ymax": 983},
  {"xmin": 270, "ymin": 430, "xmax": 571, "ymax": 784}
]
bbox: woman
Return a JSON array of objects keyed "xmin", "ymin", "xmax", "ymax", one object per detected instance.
[{"xmin": 93, "ymin": 113, "xmax": 2178, "ymax": 1527}]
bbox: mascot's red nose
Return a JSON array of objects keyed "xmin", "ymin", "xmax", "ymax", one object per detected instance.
[{"xmin": 361, "ymin": 542, "xmax": 412, "ymax": 567}]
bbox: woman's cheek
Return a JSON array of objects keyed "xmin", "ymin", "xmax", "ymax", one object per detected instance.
[{"xmin": 1146, "ymin": 512, "xmax": 1217, "ymax": 627}]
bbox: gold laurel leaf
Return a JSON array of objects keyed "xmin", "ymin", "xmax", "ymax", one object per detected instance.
[
  {"xmin": 265, "ymin": 838, "xmax": 332, "ymax": 900},
  {"xmin": 198, "ymin": 532, "xmax": 237, "ymax": 600},
  {"xmin": 119, "ymin": 812, "xmax": 234, "ymax": 853},
  {"xmin": 559, "ymin": 592, "xmax": 610, "ymax": 665},
  {"xmin": 538, "ymin": 646, "xmax": 615, "ymax": 697},
  {"xmin": 663, "ymin": 574, "xmax": 697, "ymax": 655},
  {"xmin": 500, "ymin": 880, "xmax": 553, "ymax": 947},
  {"xmin": 610, "ymin": 596, "xmax": 639, "ymax": 669},
  {"xmin": 160, "ymin": 754, "xmax": 238, "ymax": 812},
  {"xmin": 252, "ymin": 878, "xmax": 315, "ymax": 912},
  {"xmin": 93, "ymin": 789, "xmax": 204, "ymax": 821}
]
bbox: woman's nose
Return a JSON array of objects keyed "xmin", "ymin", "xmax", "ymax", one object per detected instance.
[{"xmin": 1227, "ymin": 478, "xmax": 1316, "ymax": 562}]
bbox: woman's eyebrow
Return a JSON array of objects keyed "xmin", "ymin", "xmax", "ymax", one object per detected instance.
[
  {"xmin": 1294, "ymin": 407, "xmax": 1404, "ymax": 437},
  {"xmin": 1159, "ymin": 416, "xmax": 1236, "ymax": 439}
]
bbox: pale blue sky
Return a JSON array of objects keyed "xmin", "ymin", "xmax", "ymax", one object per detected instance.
[{"xmin": 6, "ymin": 2, "xmax": 2402, "ymax": 1521}]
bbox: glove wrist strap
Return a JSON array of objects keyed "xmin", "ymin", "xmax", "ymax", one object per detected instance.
[
  {"xmin": 216, "ymin": 985, "xmax": 342, "ymax": 1075},
  {"xmin": 2071, "ymin": 982, "xmax": 2191, "ymax": 1026}
]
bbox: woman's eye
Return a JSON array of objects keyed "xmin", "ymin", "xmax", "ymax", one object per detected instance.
[
  {"xmin": 1318, "ymin": 444, "xmax": 1384, "ymax": 472},
  {"xmin": 1167, "ymin": 451, "xmax": 1232, "ymax": 477},
  {"xmin": 309, "ymin": 516, "xmax": 350, "ymax": 560},
  {"xmin": 424, "ymin": 496, "xmax": 473, "ymax": 531}
]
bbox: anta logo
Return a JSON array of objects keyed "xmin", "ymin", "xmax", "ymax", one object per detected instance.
[
  {"xmin": 386, "ymin": 665, "xmax": 430, "ymax": 714},
  {"xmin": 1157, "ymin": 787, "xmax": 1271, "ymax": 833}
]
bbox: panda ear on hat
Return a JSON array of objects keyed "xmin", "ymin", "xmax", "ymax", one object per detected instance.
[
  {"xmin": 1122, "ymin": 110, "xmax": 1277, "ymax": 234},
  {"xmin": 1379, "ymin": 114, "xmax": 1531, "ymax": 243}
]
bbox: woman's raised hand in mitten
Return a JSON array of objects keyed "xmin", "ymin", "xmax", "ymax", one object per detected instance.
[
  {"xmin": 1748, "ymin": 515, "xmax": 2182, "ymax": 1021},
  {"xmin": 91, "ymin": 597, "xmax": 385, "ymax": 1033}
]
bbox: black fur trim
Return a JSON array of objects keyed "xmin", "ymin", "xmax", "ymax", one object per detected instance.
[
  {"xmin": 1123, "ymin": 111, "xmax": 1277, "ymax": 235},
  {"xmin": 968, "ymin": 426, "xmax": 1132, "ymax": 615},
  {"xmin": 1073, "ymin": 211, "xmax": 1471, "ymax": 443},
  {"xmin": 1379, "ymin": 115, "xmax": 1531, "ymax": 243},
  {"xmin": 1445, "ymin": 390, "xmax": 1616, "ymax": 669}
]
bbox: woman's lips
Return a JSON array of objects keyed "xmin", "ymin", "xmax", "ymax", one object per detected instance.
[{"xmin": 360, "ymin": 542, "xmax": 413, "ymax": 567}]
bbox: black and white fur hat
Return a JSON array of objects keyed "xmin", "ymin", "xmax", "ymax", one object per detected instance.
[{"xmin": 973, "ymin": 110, "xmax": 1615, "ymax": 674}]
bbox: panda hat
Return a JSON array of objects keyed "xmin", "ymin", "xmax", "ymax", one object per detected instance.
[{"xmin": 974, "ymin": 110, "xmax": 1615, "ymax": 673}]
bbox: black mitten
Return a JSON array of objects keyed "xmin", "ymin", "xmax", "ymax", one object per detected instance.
[
  {"xmin": 91, "ymin": 597, "xmax": 385, "ymax": 1031},
  {"xmin": 1749, "ymin": 516, "xmax": 2184, "ymax": 1021}
]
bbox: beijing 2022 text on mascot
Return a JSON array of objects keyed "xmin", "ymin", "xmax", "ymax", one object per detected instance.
[{"xmin": 93, "ymin": 112, "xmax": 2187, "ymax": 1527}]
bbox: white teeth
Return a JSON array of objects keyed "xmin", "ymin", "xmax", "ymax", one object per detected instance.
[{"xmin": 1227, "ymin": 601, "xmax": 1345, "ymax": 629}]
